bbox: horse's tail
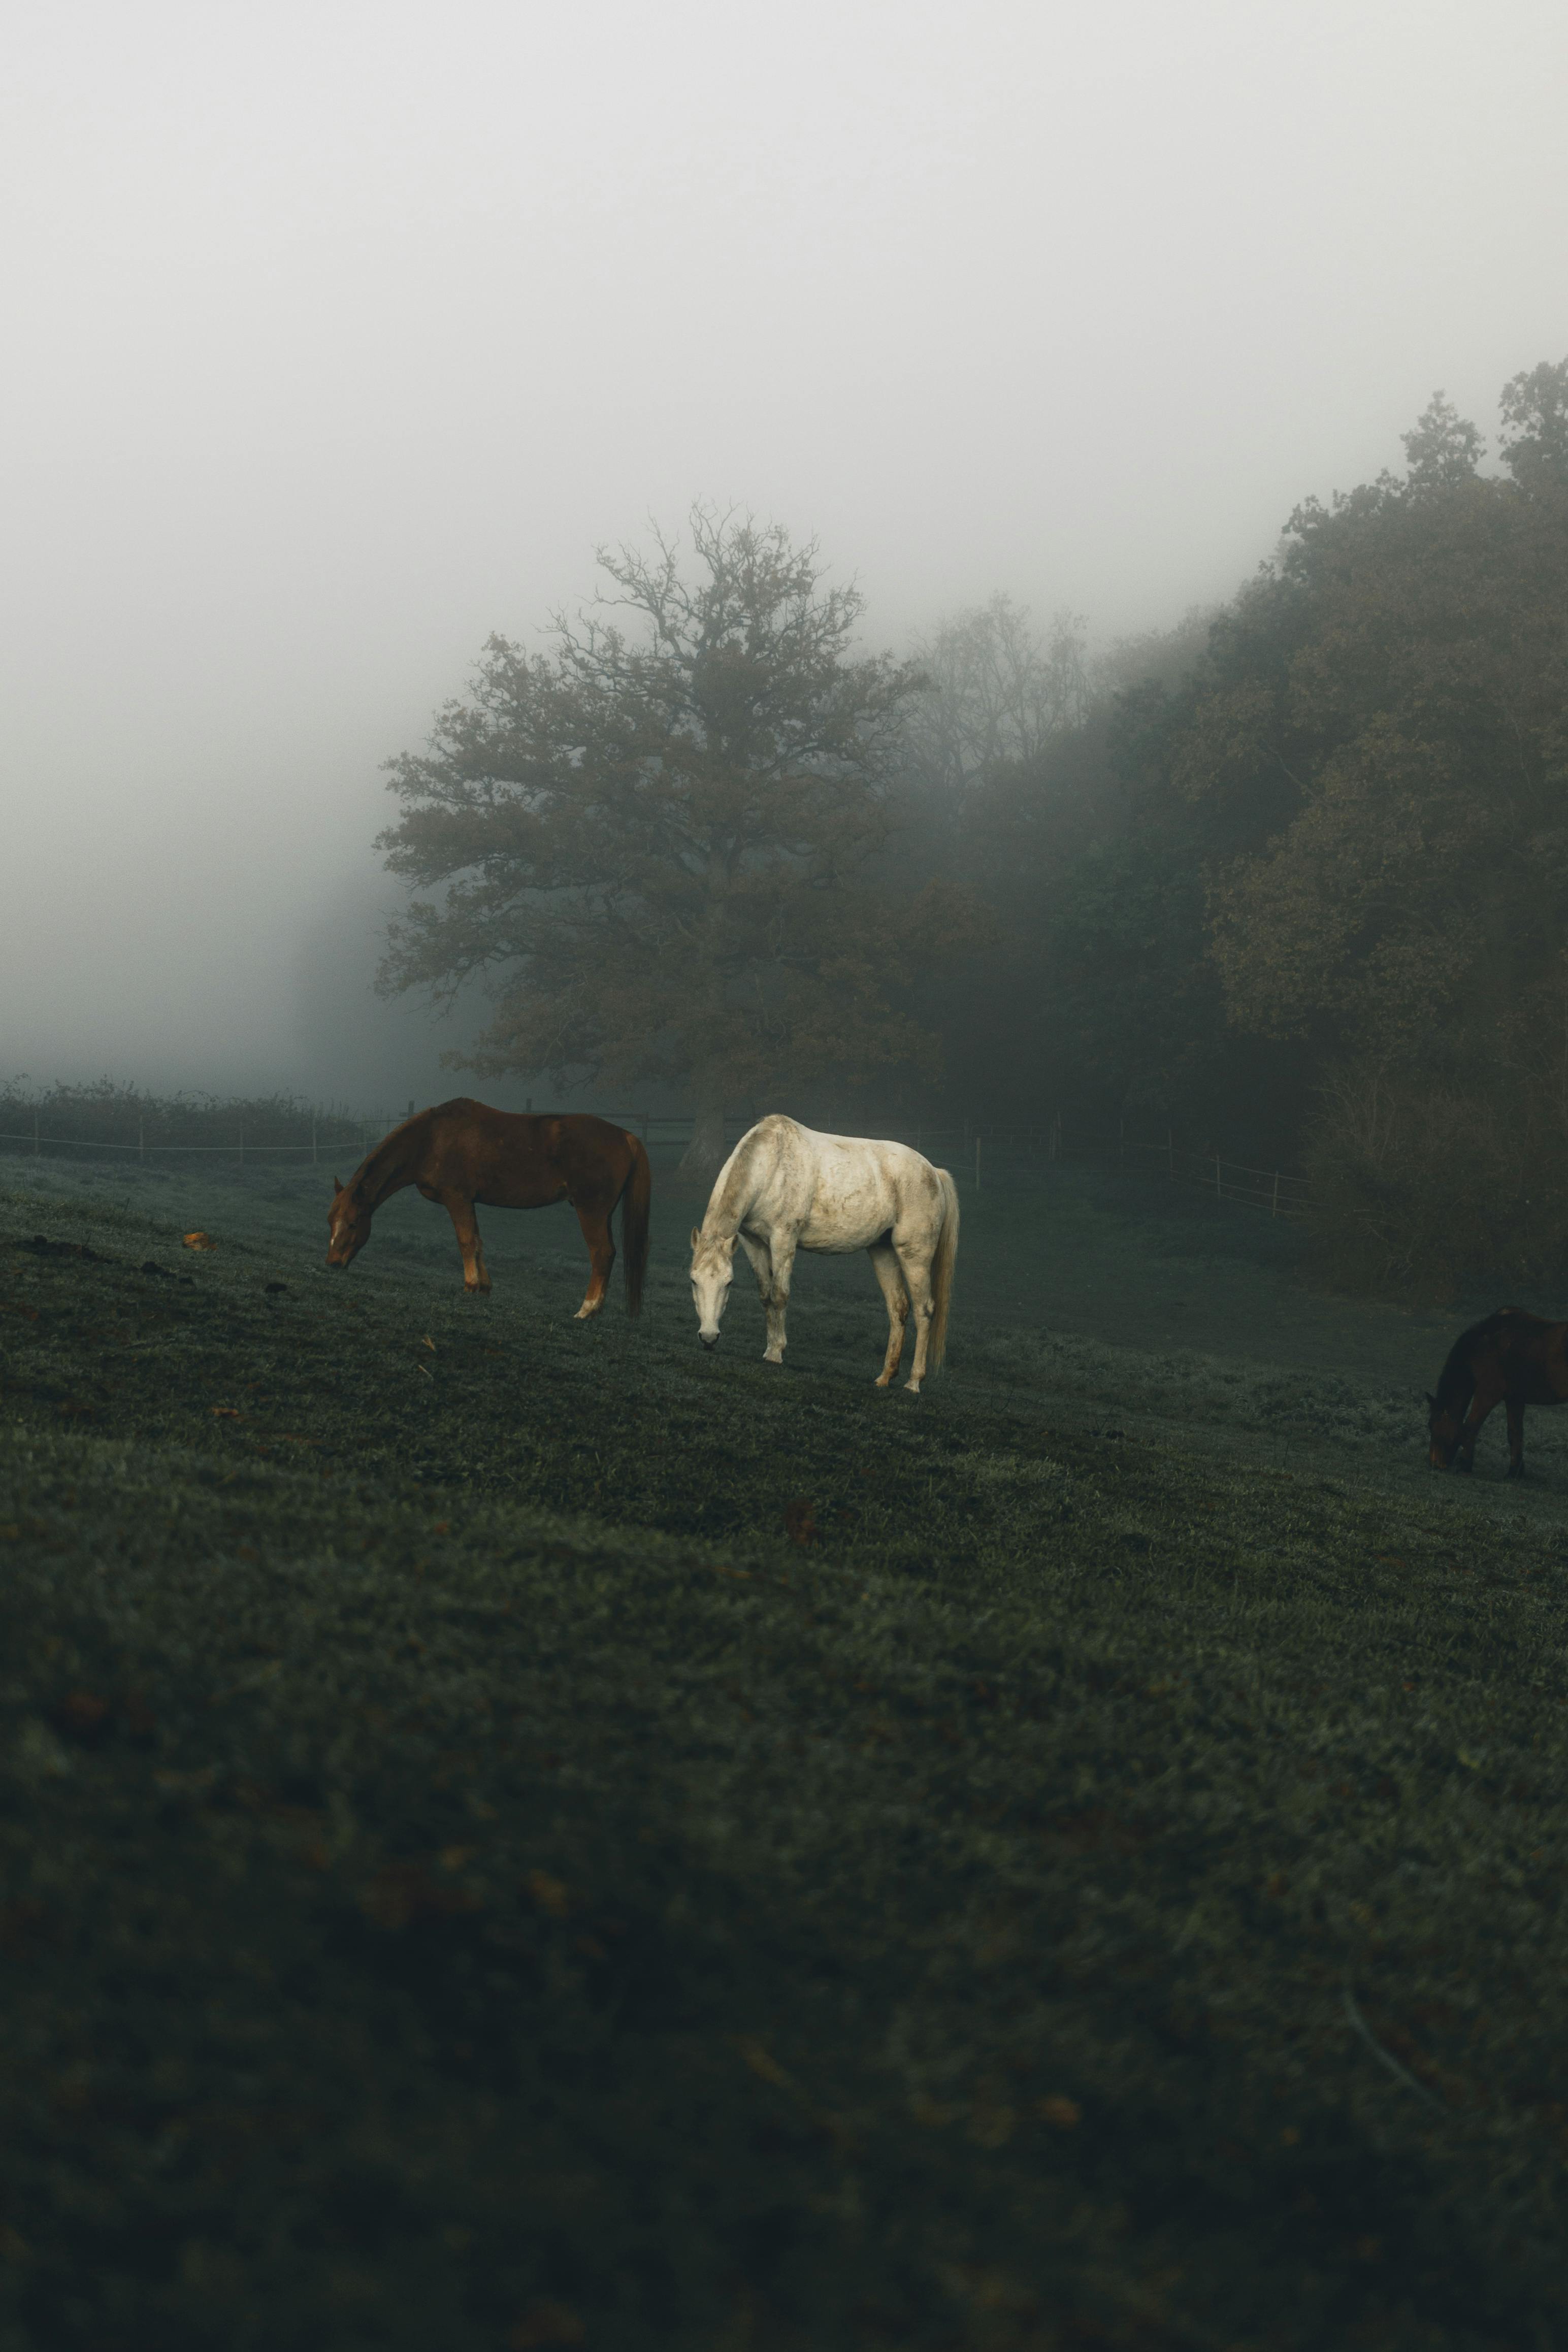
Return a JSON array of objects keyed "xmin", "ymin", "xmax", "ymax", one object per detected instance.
[
  {"xmin": 928, "ymin": 1169, "xmax": 960, "ymax": 1372},
  {"xmin": 620, "ymin": 1133, "xmax": 652, "ymax": 1316}
]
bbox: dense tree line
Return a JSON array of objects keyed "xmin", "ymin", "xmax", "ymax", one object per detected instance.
[
  {"xmin": 895, "ymin": 361, "xmax": 1568, "ymax": 1290},
  {"xmin": 378, "ymin": 362, "xmax": 1568, "ymax": 1285}
]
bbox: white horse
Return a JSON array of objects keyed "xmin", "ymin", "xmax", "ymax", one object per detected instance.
[{"xmin": 689, "ymin": 1115, "xmax": 959, "ymax": 1393}]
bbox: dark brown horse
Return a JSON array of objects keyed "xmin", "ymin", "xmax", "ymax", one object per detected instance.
[
  {"xmin": 326, "ymin": 1098, "xmax": 651, "ymax": 1316},
  {"xmin": 1426, "ymin": 1306, "xmax": 1568, "ymax": 1476}
]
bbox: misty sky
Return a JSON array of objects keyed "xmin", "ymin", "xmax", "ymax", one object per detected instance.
[{"xmin": 3, "ymin": 0, "xmax": 1564, "ymax": 1109}]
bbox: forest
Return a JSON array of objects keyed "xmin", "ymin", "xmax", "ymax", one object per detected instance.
[{"xmin": 374, "ymin": 360, "xmax": 1568, "ymax": 1299}]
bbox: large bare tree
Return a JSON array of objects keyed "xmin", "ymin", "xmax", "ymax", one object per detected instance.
[{"xmin": 377, "ymin": 509, "xmax": 957, "ymax": 1171}]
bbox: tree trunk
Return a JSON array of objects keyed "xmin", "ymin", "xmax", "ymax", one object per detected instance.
[{"xmin": 679, "ymin": 1098, "xmax": 728, "ymax": 1181}]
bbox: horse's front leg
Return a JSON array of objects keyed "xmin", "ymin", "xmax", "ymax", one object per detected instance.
[
  {"xmin": 735, "ymin": 1232, "xmax": 779, "ymax": 1360},
  {"xmin": 1505, "ymin": 1397, "xmax": 1526, "ymax": 1478},
  {"xmin": 741, "ymin": 1230, "xmax": 795, "ymax": 1364},
  {"xmin": 868, "ymin": 1242, "xmax": 909, "ymax": 1388},
  {"xmin": 1459, "ymin": 1388, "xmax": 1497, "ymax": 1472},
  {"xmin": 444, "ymin": 1196, "xmax": 491, "ymax": 1293}
]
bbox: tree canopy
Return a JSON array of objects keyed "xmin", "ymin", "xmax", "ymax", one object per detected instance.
[{"xmin": 378, "ymin": 510, "xmax": 969, "ymax": 1166}]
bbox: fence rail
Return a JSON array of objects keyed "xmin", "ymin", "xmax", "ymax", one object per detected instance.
[{"xmin": 0, "ymin": 1105, "xmax": 1314, "ymax": 1221}]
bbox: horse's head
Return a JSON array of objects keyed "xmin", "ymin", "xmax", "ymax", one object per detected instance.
[
  {"xmin": 1426, "ymin": 1389, "xmax": 1462, "ymax": 1468},
  {"xmin": 689, "ymin": 1225, "xmax": 734, "ymax": 1349},
  {"xmin": 326, "ymin": 1179, "xmax": 372, "ymax": 1270}
]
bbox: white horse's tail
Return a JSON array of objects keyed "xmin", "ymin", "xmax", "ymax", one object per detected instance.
[{"xmin": 928, "ymin": 1169, "xmax": 960, "ymax": 1371}]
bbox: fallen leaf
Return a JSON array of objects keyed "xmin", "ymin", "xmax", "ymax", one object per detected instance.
[
  {"xmin": 52, "ymin": 1692, "xmax": 111, "ymax": 1742},
  {"xmin": 526, "ymin": 1869, "xmax": 571, "ymax": 1918},
  {"xmin": 1036, "ymin": 2095, "xmax": 1082, "ymax": 2129},
  {"xmin": 783, "ymin": 1496, "xmax": 820, "ymax": 1546},
  {"xmin": 909, "ymin": 2093, "xmax": 957, "ymax": 2127},
  {"xmin": 182, "ymin": 1231, "xmax": 217, "ymax": 1252},
  {"xmin": 508, "ymin": 2305, "xmax": 585, "ymax": 2349},
  {"xmin": 359, "ymin": 1862, "xmax": 479, "ymax": 1931},
  {"xmin": 211, "ymin": 1407, "xmax": 242, "ymax": 1419},
  {"xmin": 732, "ymin": 2035, "xmax": 790, "ymax": 2087},
  {"xmin": 967, "ymin": 2102, "xmax": 1016, "ymax": 2148}
]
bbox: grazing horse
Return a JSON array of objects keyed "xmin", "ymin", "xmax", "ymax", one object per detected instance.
[
  {"xmin": 689, "ymin": 1115, "xmax": 959, "ymax": 1393},
  {"xmin": 326, "ymin": 1098, "xmax": 651, "ymax": 1316},
  {"xmin": 1426, "ymin": 1305, "xmax": 1568, "ymax": 1476}
]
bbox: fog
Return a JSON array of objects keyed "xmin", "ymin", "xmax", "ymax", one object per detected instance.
[{"xmin": 3, "ymin": 0, "xmax": 1564, "ymax": 1107}]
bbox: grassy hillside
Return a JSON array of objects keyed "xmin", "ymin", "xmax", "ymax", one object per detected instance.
[{"xmin": 2, "ymin": 1157, "xmax": 1565, "ymax": 2350}]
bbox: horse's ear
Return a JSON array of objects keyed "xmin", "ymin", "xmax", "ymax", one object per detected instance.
[
  {"xmin": 690, "ymin": 1226, "xmax": 701, "ymax": 1252},
  {"xmin": 333, "ymin": 1177, "xmax": 344, "ymax": 1196},
  {"xmin": 1424, "ymin": 1391, "xmax": 1436, "ymax": 1408}
]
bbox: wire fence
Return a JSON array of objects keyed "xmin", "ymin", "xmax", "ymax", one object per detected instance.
[
  {"xmin": 598, "ymin": 1110, "xmax": 1314, "ymax": 1219},
  {"xmin": 0, "ymin": 1112, "xmax": 399, "ymax": 1169},
  {"xmin": 1, "ymin": 1101, "xmax": 1313, "ymax": 1221}
]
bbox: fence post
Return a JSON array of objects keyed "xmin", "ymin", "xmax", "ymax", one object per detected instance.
[{"xmin": 1271, "ymin": 1170, "xmax": 1280, "ymax": 1218}]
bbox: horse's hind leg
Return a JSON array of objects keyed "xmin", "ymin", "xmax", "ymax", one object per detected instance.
[
  {"xmin": 570, "ymin": 1202, "xmax": 615, "ymax": 1319},
  {"xmin": 893, "ymin": 1242, "xmax": 936, "ymax": 1395},
  {"xmin": 868, "ymin": 1243, "xmax": 909, "ymax": 1388},
  {"xmin": 443, "ymin": 1197, "xmax": 491, "ymax": 1293},
  {"xmin": 1506, "ymin": 1398, "xmax": 1526, "ymax": 1478}
]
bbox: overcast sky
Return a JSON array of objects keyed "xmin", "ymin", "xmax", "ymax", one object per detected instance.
[{"xmin": 3, "ymin": 0, "xmax": 1564, "ymax": 1106}]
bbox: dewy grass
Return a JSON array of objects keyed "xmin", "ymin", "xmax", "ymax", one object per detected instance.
[{"xmin": 1, "ymin": 1161, "xmax": 1566, "ymax": 2349}]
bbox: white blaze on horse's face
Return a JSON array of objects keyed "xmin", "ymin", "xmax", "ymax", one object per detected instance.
[
  {"xmin": 326, "ymin": 1184, "xmax": 368, "ymax": 1268},
  {"xmin": 689, "ymin": 1226, "xmax": 733, "ymax": 1347}
]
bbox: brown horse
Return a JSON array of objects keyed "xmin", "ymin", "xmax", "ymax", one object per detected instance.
[
  {"xmin": 326, "ymin": 1098, "xmax": 651, "ymax": 1316},
  {"xmin": 1426, "ymin": 1306, "xmax": 1568, "ymax": 1476}
]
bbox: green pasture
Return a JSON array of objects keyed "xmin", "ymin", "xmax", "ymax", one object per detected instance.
[{"xmin": 1, "ymin": 1153, "xmax": 1565, "ymax": 2350}]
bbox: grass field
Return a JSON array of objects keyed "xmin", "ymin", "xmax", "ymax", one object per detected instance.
[{"xmin": 2, "ymin": 1150, "xmax": 1566, "ymax": 2351}]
